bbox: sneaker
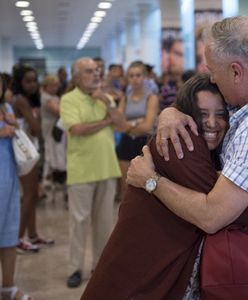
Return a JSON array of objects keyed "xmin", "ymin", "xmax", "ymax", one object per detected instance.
[
  {"xmin": 17, "ymin": 239, "xmax": 40, "ymax": 254},
  {"xmin": 29, "ymin": 236, "xmax": 55, "ymax": 246},
  {"xmin": 67, "ymin": 270, "xmax": 82, "ymax": 288}
]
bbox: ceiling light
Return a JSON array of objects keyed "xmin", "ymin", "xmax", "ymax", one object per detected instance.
[
  {"xmin": 30, "ymin": 33, "xmax": 40, "ymax": 39},
  {"xmin": 20, "ymin": 10, "xmax": 33, "ymax": 16},
  {"xmin": 27, "ymin": 27, "xmax": 38, "ymax": 32},
  {"xmin": 94, "ymin": 10, "xmax": 106, "ymax": 17},
  {"xmin": 25, "ymin": 21, "xmax": 37, "ymax": 27},
  {"xmin": 23, "ymin": 15, "xmax": 34, "ymax": 22},
  {"xmin": 87, "ymin": 22, "xmax": 98, "ymax": 29},
  {"xmin": 91, "ymin": 16, "xmax": 102, "ymax": 23},
  {"xmin": 15, "ymin": 1, "xmax": 30, "ymax": 8},
  {"xmin": 98, "ymin": 2, "xmax": 112, "ymax": 9}
]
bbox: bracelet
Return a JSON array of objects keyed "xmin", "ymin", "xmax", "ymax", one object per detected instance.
[{"xmin": 126, "ymin": 120, "xmax": 138, "ymax": 134}]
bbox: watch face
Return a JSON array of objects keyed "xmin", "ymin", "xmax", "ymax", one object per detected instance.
[{"xmin": 145, "ymin": 178, "xmax": 156, "ymax": 193}]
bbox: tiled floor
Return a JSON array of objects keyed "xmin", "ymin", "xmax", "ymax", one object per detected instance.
[{"xmin": 13, "ymin": 189, "xmax": 119, "ymax": 300}]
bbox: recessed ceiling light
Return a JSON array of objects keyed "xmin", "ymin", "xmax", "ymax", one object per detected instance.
[
  {"xmin": 94, "ymin": 10, "xmax": 106, "ymax": 17},
  {"xmin": 20, "ymin": 10, "xmax": 33, "ymax": 16},
  {"xmin": 98, "ymin": 2, "xmax": 112, "ymax": 9},
  {"xmin": 27, "ymin": 27, "xmax": 38, "ymax": 32},
  {"xmin": 15, "ymin": 1, "xmax": 30, "ymax": 8},
  {"xmin": 25, "ymin": 21, "xmax": 37, "ymax": 27},
  {"xmin": 91, "ymin": 16, "xmax": 102, "ymax": 23},
  {"xmin": 87, "ymin": 22, "xmax": 99, "ymax": 29},
  {"xmin": 23, "ymin": 15, "xmax": 34, "ymax": 22}
]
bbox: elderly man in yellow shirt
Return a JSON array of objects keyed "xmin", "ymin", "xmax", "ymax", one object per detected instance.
[{"xmin": 60, "ymin": 57, "xmax": 122, "ymax": 288}]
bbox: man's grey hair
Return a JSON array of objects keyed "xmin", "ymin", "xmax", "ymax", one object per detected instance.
[
  {"xmin": 206, "ymin": 16, "xmax": 248, "ymax": 62},
  {"xmin": 71, "ymin": 57, "xmax": 93, "ymax": 78}
]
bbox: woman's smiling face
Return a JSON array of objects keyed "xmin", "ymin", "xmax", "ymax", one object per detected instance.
[{"xmin": 197, "ymin": 90, "xmax": 228, "ymax": 150}]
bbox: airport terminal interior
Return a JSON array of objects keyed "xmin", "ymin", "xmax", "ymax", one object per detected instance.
[{"xmin": 0, "ymin": 0, "xmax": 248, "ymax": 299}]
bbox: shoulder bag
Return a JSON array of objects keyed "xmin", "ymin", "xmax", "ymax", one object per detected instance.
[
  {"xmin": 12, "ymin": 128, "xmax": 40, "ymax": 176},
  {"xmin": 200, "ymin": 225, "xmax": 248, "ymax": 300}
]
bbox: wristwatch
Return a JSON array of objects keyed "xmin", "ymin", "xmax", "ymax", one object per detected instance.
[
  {"xmin": 108, "ymin": 100, "xmax": 116, "ymax": 109},
  {"xmin": 145, "ymin": 173, "xmax": 161, "ymax": 193}
]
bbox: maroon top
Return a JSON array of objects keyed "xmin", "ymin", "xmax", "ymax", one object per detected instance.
[{"xmin": 81, "ymin": 132, "xmax": 219, "ymax": 300}]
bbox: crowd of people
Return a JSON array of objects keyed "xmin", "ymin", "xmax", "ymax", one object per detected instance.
[{"xmin": 0, "ymin": 15, "xmax": 247, "ymax": 300}]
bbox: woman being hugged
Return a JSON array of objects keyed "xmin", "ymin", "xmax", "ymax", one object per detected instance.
[{"xmin": 82, "ymin": 73, "xmax": 230, "ymax": 300}]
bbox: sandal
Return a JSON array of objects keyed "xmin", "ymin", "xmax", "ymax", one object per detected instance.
[{"xmin": 0, "ymin": 286, "xmax": 34, "ymax": 300}]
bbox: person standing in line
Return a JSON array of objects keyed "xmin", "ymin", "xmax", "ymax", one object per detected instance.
[
  {"xmin": 117, "ymin": 61, "xmax": 159, "ymax": 199},
  {"xmin": 60, "ymin": 57, "xmax": 122, "ymax": 288},
  {"xmin": 12, "ymin": 65, "xmax": 54, "ymax": 254},
  {"xmin": 0, "ymin": 73, "xmax": 34, "ymax": 300}
]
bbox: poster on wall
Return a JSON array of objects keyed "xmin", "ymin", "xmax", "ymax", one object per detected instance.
[
  {"xmin": 195, "ymin": 9, "xmax": 223, "ymax": 72},
  {"xmin": 160, "ymin": 28, "xmax": 184, "ymax": 74}
]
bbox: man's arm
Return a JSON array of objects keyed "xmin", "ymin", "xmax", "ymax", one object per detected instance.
[
  {"xmin": 156, "ymin": 107, "xmax": 198, "ymax": 160},
  {"xmin": 69, "ymin": 117, "xmax": 112, "ymax": 136},
  {"xmin": 127, "ymin": 146, "xmax": 248, "ymax": 234}
]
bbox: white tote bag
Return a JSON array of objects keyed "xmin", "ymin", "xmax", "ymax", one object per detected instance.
[{"xmin": 12, "ymin": 128, "xmax": 40, "ymax": 176}]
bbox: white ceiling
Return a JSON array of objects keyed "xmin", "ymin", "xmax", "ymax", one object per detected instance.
[{"xmin": 0, "ymin": 0, "xmax": 159, "ymax": 49}]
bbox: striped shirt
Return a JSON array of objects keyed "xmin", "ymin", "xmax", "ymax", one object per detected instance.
[{"xmin": 221, "ymin": 104, "xmax": 248, "ymax": 192}]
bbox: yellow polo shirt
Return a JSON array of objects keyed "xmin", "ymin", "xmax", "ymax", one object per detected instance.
[{"xmin": 60, "ymin": 87, "xmax": 121, "ymax": 185}]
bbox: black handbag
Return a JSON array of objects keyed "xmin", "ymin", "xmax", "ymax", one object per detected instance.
[{"xmin": 52, "ymin": 119, "xmax": 63, "ymax": 142}]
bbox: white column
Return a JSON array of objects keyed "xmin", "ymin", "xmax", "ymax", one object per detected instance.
[
  {"xmin": 222, "ymin": 0, "xmax": 239, "ymax": 17},
  {"xmin": 115, "ymin": 28, "xmax": 126, "ymax": 65},
  {"xmin": 102, "ymin": 35, "xmax": 118, "ymax": 67},
  {"xmin": 125, "ymin": 18, "xmax": 141, "ymax": 67},
  {"xmin": 139, "ymin": 4, "xmax": 161, "ymax": 74},
  {"xmin": 0, "ymin": 37, "xmax": 14, "ymax": 73},
  {"xmin": 180, "ymin": 0, "xmax": 195, "ymax": 70}
]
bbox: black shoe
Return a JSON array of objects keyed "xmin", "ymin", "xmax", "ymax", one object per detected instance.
[{"xmin": 67, "ymin": 270, "xmax": 82, "ymax": 288}]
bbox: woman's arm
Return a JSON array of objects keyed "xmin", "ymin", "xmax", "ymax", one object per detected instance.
[
  {"xmin": 14, "ymin": 95, "xmax": 41, "ymax": 137},
  {"xmin": 46, "ymin": 99, "xmax": 60, "ymax": 116},
  {"xmin": 0, "ymin": 124, "xmax": 15, "ymax": 137},
  {"xmin": 128, "ymin": 94, "xmax": 159, "ymax": 136}
]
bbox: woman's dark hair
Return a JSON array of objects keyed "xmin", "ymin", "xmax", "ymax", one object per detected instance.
[
  {"xmin": 0, "ymin": 73, "xmax": 7, "ymax": 104},
  {"xmin": 12, "ymin": 64, "xmax": 40, "ymax": 108},
  {"xmin": 174, "ymin": 73, "xmax": 229, "ymax": 134},
  {"xmin": 174, "ymin": 73, "xmax": 229, "ymax": 170}
]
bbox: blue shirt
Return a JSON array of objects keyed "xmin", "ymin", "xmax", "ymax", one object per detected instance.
[{"xmin": 221, "ymin": 104, "xmax": 248, "ymax": 192}]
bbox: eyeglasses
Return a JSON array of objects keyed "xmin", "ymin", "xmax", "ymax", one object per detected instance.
[{"xmin": 83, "ymin": 68, "xmax": 100, "ymax": 75}]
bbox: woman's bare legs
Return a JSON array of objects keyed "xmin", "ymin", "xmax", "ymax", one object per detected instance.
[
  {"xmin": 19, "ymin": 165, "xmax": 39, "ymax": 239},
  {"xmin": 0, "ymin": 247, "xmax": 16, "ymax": 287}
]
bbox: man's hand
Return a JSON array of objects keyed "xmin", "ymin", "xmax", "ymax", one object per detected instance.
[
  {"xmin": 126, "ymin": 146, "xmax": 156, "ymax": 188},
  {"xmin": 156, "ymin": 107, "xmax": 198, "ymax": 161}
]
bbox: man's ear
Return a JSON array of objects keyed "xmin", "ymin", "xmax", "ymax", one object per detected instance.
[{"xmin": 230, "ymin": 62, "xmax": 243, "ymax": 83}]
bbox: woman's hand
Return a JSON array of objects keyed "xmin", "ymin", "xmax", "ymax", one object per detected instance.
[
  {"xmin": 0, "ymin": 124, "xmax": 15, "ymax": 137},
  {"xmin": 126, "ymin": 146, "xmax": 156, "ymax": 188},
  {"xmin": 4, "ymin": 112, "xmax": 17, "ymax": 126},
  {"xmin": 156, "ymin": 107, "xmax": 198, "ymax": 161}
]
